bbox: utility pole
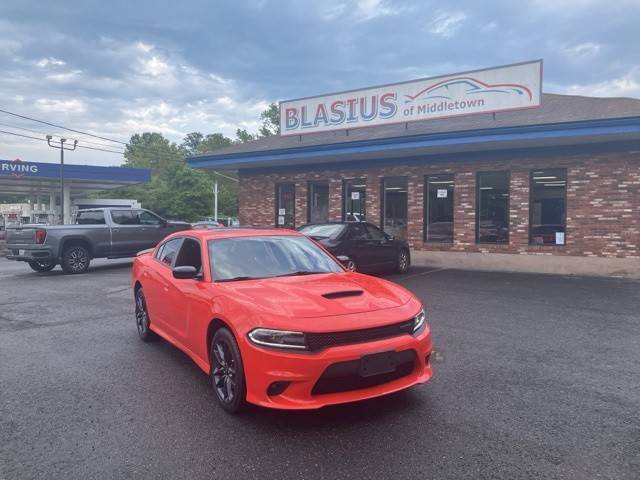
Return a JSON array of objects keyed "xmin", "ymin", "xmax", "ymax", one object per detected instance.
[
  {"xmin": 213, "ymin": 181, "xmax": 218, "ymax": 222},
  {"xmin": 46, "ymin": 136, "xmax": 77, "ymax": 224}
]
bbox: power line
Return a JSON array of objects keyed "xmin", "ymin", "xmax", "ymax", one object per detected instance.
[
  {"xmin": 0, "ymin": 129, "xmax": 48, "ymax": 143},
  {"xmin": 0, "ymin": 108, "xmax": 128, "ymax": 146}
]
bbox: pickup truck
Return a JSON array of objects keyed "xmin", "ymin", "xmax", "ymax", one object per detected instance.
[{"xmin": 5, "ymin": 207, "xmax": 190, "ymax": 274}]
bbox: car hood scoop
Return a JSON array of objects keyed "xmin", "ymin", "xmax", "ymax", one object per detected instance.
[
  {"xmin": 215, "ymin": 273, "xmax": 412, "ymax": 320},
  {"xmin": 322, "ymin": 290, "xmax": 364, "ymax": 299}
]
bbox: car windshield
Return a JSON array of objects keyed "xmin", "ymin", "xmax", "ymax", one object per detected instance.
[
  {"xmin": 298, "ymin": 224, "xmax": 345, "ymax": 239},
  {"xmin": 208, "ymin": 235, "xmax": 343, "ymax": 281}
]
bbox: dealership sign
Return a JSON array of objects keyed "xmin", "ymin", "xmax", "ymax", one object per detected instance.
[
  {"xmin": 280, "ymin": 60, "xmax": 542, "ymax": 136},
  {"xmin": 0, "ymin": 159, "xmax": 39, "ymax": 177}
]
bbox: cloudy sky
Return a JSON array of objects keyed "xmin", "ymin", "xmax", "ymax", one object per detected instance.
[{"xmin": 1, "ymin": 0, "xmax": 639, "ymax": 165}]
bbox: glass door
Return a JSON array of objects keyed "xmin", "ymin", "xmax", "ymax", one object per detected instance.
[
  {"xmin": 381, "ymin": 177, "xmax": 408, "ymax": 239},
  {"xmin": 343, "ymin": 178, "xmax": 366, "ymax": 222}
]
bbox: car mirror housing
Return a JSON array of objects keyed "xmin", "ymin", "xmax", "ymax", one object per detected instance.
[{"xmin": 173, "ymin": 265, "xmax": 201, "ymax": 280}]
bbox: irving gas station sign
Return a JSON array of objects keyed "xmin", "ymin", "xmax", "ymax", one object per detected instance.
[{"xmin": 280, "ymin": 60, "xmax": 542, "ymax": 136}]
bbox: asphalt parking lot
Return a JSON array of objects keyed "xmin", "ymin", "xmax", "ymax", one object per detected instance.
[{"xmin": 1, "ymin": 258, "xmax": 638, "ymax": 480}]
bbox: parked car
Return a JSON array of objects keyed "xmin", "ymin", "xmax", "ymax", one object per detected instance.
[
  {"xmin": 298, "ymin": 222, "xmax": 411, "ymax": 274},
  {"xmin": 132, "ymin": 228, "xmax": 432, "ymax": 412},
  {"xmin": 192, "ymin": 221, "xmax": 223, "ymax": 229},
  {"xmin": 5, "ymin": 208, "xmax": 190, "ymax": 274}
]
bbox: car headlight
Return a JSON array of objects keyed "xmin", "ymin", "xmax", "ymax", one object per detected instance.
[
  {"xmin": 248, "ymin": 328, "xmax": 308, "ymax": 350},
  {"xmin": 412, "ymin": 308, "xmax": 426, "ymax": 335}
]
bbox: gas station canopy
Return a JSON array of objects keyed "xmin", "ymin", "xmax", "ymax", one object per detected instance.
[{"xmin": 0, "ymin": 158, "xmax": 151, "ymax": 197}]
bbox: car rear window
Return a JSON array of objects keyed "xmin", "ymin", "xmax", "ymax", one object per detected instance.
[
  {"xmin": 208, "ymin": 235, "xmax": 342, "ymax": 281},
  {"xmin": 298, "ymin": 224, "xmax": 345, "ymax": 239}
]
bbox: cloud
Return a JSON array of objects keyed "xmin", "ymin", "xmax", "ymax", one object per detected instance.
[
  {"xmin": 35, "ymin": 57, "xmax": 66, "ymax": 68},
  {"xmin": 34, "ymin": 98, "xmax": 86, "ymax": 113},
  {"xmin": 563, "ymin": 67, "xmax": 640, "ymax": 98},
  {"xmin": 427, "ymin": 11, "xmax": 467, "ymax": 38},
  {"xmin": 561, "ymin": 42, "xmax": 601, "ymax": 59}
]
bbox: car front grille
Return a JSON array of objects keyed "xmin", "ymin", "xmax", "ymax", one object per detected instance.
[
  {"xmin": 311, "ymin": 349, "xmax": 416, "ymax": 395},
  {"xmin": 305, "ymin": 319, "xmax": 414, "ymax": 352}
]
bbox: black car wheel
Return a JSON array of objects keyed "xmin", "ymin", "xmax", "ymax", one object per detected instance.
[
  {"xmin": 135, "ymin": 288, "xmax": 154, "ymax": 342},
  {"xmin": 28, "ymin": 260, "xmax": 56, "ymax": 272},
  {"xmin": 396, "ymin": 249, "xmax": 410, "ymax": 274},
  {"xmin": 210, "ymin": 328, "xmax": 246, "ymax": 413},
  {"xmin": 61, "ymin": 245, "xmax": 90, "ymax": 274},
  {"xmin": 345, "ymin": 258, "xmax": 357, "ymax": 272}
]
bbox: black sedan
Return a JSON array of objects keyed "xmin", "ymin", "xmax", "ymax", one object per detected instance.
[{"xmin": 298, "ymin": 222, "xmax": 410, "ymax": 274}]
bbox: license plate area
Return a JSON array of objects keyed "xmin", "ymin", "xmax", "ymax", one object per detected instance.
[{"xmin": 360, "ymin": 350, "xmax": 397, "ymax": 377}]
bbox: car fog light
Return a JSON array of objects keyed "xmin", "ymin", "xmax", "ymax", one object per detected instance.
[
  {"xmin": 248, "ymin": 328, "xmax": 308, "ymax": 350},
  {"xmin": 267, "ymin": 381, "xmax": 290, "ymax": 396}
]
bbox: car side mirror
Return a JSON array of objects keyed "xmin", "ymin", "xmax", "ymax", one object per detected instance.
[
  {"xmin": 161, "ymin": 219, "xmax": 168, "ymax": 227},
  {"xmin": 173, "ymin": 265, "xmax": 201, "ymax": 280}
]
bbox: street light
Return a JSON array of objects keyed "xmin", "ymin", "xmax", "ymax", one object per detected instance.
[{"xmin": 46, "ymin": 135, "xmax": 78, "ymax": 224}]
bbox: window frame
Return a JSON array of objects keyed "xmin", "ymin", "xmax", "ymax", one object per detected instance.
[
  {"xmin": 475, "ymin": 170, "xmax": 511, "ymax": 245},
  {"xmin": 75, "ymin": 210, "xmax": 106, "ymax": 225},
  {"xmin": 424, "ymin": 174, "xmax": 455, "ymax": 243},
  {"xmin": 528, "ymin": 168, "xmax": 568, "ymax": 247},
  {"xmin": 307, "ymin": 180, "xmax": 330, "ymax": 224},
  {"xmin": 275, "ymin": 182, "xmax": 296, "ymax": 229},
  {"xmin": 154, "ymin": 237, "xmax": 184, "ymax": 268},
  {"xmin": 110, "ymin": 209, "xmax": 139, "ymax": 225}
]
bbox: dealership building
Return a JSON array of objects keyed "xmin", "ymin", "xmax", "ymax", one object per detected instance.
[{"xmin": 189, "ymin": 61, "xmax": 640, "ymax": 277}]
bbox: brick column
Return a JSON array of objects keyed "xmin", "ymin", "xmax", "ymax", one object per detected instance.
[
  {"xmin": 328, "ymin": 178, "xmax": 343, "ymax": 221},
  {"xmin": 407, "ymin": 173, "xmax": 423, "ymax": 248},
  {"xmin": 367, "ymin": 175, "xmax": 381, "ymax": 226},
  {"xmin": 453, "ymin": 170, "xmax": 475, "ymax": 250}
]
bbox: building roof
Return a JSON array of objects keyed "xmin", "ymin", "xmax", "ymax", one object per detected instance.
[{"xmin": 188, "ymin": 93, "xmax": 640, "ymax": 171}]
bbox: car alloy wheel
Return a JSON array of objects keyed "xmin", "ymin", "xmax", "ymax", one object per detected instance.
[
  {"xmin": 210, "ymin": 328, "xmax": 246, "ymax": 413},
  {"xmin": 346, "ymin": 259, "xmax": 357, "ymax": 272},
  {"xmin": 397, "ymin": 250, "xmax": 409, "ymax": 274},
  {"xmin": 135, "ymin": 288, "xmax": 153, "ymax": 342},
  {"xmin": 62, "ymin": 245, "xmax": 90, "ymax": 274}
]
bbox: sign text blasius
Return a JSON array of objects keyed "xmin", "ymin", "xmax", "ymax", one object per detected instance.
[{"xmin": 280, "ymin": 60, "xmax": 542, "ymax": 136}]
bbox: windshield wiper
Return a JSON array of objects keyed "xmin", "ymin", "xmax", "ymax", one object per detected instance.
[
  {"xmin": 216, "ymin": 276, "xmax": 262, "ymax": 282},
  {"xmin": 274, "ymin": 271, "xmax": 328, "ymax": 278}
]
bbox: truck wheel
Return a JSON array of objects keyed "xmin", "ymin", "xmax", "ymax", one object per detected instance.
[
  {"xmin": 61, "ymin": 245, "xmax": 91, "ymax": 274},
  {"xmin": 28, "ymin": 260, "xmax": 56, "ymax": 272}
]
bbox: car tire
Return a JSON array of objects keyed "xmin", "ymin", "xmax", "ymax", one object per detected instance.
[
  {"xmin": 345, "ymin": 258, "xmax": 357, "ymax": 272},
  {"xmin": 28, "ymin": 260, "xmax": 56, "ymax": 272},
  {"xmin": 210, "ymin": 328, "xmax": 246, "ymax": 414},
  {"xmin": 396, "ymin": 249, "xmax": 410, "ymax": 274},
  {"xmin": 61, "ymin": 245, "xmax": 91, "ymax": 274},
  {"xmin": 135, "ymin": 288, "xmax": 154, "ymax": 342}
]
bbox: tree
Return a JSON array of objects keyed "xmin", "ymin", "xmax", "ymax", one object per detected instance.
[
  {"xmin": 197, "ymin": 133, "xmax": 234, "ymax": 154},
  {"xmin": 181, "ymin": 132, "xmax": 204, "ymax": 156},
  {"xmin": 235, "ymin": 128, "xmax": 255, "ymax": 143},
  {"xmin": 259, "ymin": 102, "xmax": 280, "ymax": 137},
  {"xmin": 124, "ymin": 132, "xmax": 182, "ymax": 175}
]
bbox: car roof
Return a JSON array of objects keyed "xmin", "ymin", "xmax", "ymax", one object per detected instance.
[{"xmin": 168, "ymin": 227, "xmax": 305, "ymax": 242}]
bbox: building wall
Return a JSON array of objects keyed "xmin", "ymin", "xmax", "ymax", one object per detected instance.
[{"xmin": 238, "ymin": 151, "xmax": 640, "ymax": 259}]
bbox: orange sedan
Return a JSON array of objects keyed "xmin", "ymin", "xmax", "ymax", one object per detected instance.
[{"xmin": 132, "ymin": 228, "xmax": 433, "ymax": 412}]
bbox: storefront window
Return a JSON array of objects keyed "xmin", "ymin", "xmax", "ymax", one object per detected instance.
[
  {"xmin": 308, "ymin": 181, "xmax": 329, "ymax": 224},
  {"xmin": 530, "ymin": 169, "xmax": 567, "ymax": 245},
  {"xmin": 477, "ymin": 171, "xmax": 509, "ymax": 244},
  {"xmin": 275, "ymin": 183, "xmax": 295, "ymax": 228},
  {"xmin": 381, "ymin": 177, "xmax": 408, "ymax": 240},
  {"xmin": 425, "ymin": 174, "xmax": 454, "ymax": 242},
  {"xmin": 343, "ymin": 178, "xmax": 366, "ymax": 222}
]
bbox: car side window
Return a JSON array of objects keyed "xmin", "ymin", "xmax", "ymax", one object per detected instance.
[
  {"xmin": 158, "ymin": 238, "xmax": 182, "ymax": 266},
  {"xmin": 111, "ymin": 210, "xmax": 139, "ymax": 225},
  {"xmin": 365, "ymin": 223, "xmax": 387, "ymax": 241},
  {"xmin": 75, "ymin": 211, "xmax": 106, "ymax": 225},
  {"xmin": 349, "ymin": 223, "xmax": 368, "ymax": 240},
  {"xmin": 138, "ymin": 211, "xmax": 163, "ymax": 225},
  {"xmin": 155, "ymin": 243, "xmax": 166, "ymax": 260},
  {"xmin": 174, "ymin": 238, "xmax": 203, "ymax": 273}
]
